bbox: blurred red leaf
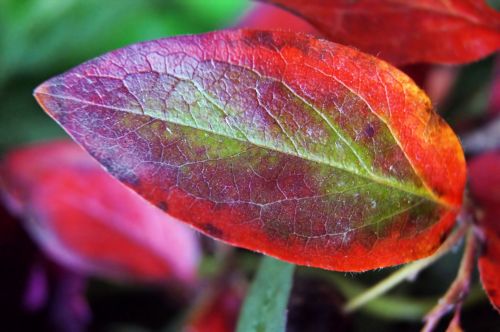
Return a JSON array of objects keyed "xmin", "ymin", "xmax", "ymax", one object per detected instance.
[
  {"xmin": 183, "ymin": 281, "xmax": 243, "ymax": 332},
  {"xmin": 469, "ymin": 151, "xmax": 500, "ymax": 312},
  {"xmin": 258, "ymin": 0, "xmax": 500, "ymax": 65},
  {"xmin": 469, "ymin": 152, "xmax": 500, "ymax": 209},
  {"xmin": 238, "ymin": 3, "xmax": 318, "ymax": 34},
  {"xmin": 34, "ymin": 30, "xmax": 465, "ymax": 272},
  {"xmin": 0, "ymin": 140, "xmax": 200, "ymax": 284}
]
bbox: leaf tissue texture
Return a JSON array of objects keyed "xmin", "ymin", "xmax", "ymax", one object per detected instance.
[
  {"xmin": 0, "ymin": 141, "xmax": 200, "ymax": 284},
  {"xmin": 259, "ymin": 0, "xmax": 500, "ymax": 65},
  {"xmin": 34, "ymin": 30, "xmax": 466, "ymax": 271},
  {"xmin": 469, "ymin": 152, "xmax": 500, "ymax": 312}
]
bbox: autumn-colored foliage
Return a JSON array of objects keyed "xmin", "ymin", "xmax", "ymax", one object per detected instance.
[
  {"xmin": 34, "ymin": 30, "xmax": 465, "ymax": 271},
  {"xmin": 469, "ymin": 152, "xmax": 500, "ymax": 312},
  {"xmin": 258, "ymin": 0, "xmax": 500, "ymax": 65},
  {"xmin": 0, "ymin": 140, "xmax": 200, "ymax": 284},
  {"xmin": 0, "ymin": 0, "xmax": 495, "ymax": 330},
  {"xmin": 238, "ymin": 2, "xmax": 318, "ymax": 33}
]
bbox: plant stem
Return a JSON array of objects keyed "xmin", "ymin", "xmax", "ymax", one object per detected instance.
[
  {"xmin": 421, "ymin": 227, "xmax": 477, "ymax": 332},
  {"xmin": 236, "ymin": 256, "xmax": 295, "ymax": 332},
  {"xmin": 445, "ymin": 304, "xmax": 463, "ymax": 332},
  {"xmin": 344, "ymin": 221, "xmax": 468, "ymax": 313},
  {"xmin": 302, "ymin": 267, "xmax": 487, "ymax": 321}
]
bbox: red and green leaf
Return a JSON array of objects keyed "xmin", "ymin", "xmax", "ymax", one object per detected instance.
[
  {"xmin": 469, "ymin": 151, "xmax": 500, "ymax": 312},
  {"xmin": 34, "ymin": 30, "xmax": 465, "ymax": 271},
  {"xmin": 0, "ymin": 140, "xmax": 200, "ymax": 284},
  {"xmin": 258, "ymin": 0, "xmax": 500, "ymax": 65}
]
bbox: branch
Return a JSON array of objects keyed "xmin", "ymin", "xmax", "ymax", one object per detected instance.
[
  {"xmin": 343, "ymin": 220, "xmax": 468, "ymax": 313},
  {"xmin": 421, "ymin": 227, "xmax": 477, "ymax": 332}
]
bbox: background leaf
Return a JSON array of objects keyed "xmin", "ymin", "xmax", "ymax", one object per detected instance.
[
  {"xmin": 237, "ymin": 2, "xmax": 318, "ymax": 33},
  {"xmin": 0, "ymin": 140, "xmax": 201, "ymax": 284},
  {"xmin": 257, "ymin": 0, "xmax": 500, "ymax": 65},
  {"xmin": 236, "ymin": 256, "xmax": 294, "ymax": 332},
  {"xmin": 469, "ymin": 151, "xmax": 500, "ymax": 312}
]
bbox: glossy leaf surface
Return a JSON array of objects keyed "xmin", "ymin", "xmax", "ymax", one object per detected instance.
[
  {"xmin": 469, "ymin": 152, "xmax": 500, "ymax": 312},
  {"xmin": 35, "ymin": 30, "xmax": 465, "ymax": 271},
  {"xmin": 259, "ymin": 0, "xmax": 500, "ymax": 65},
  {"xmin": 0, "ymin": 141, "xmax": 200, "ymax": 284}
]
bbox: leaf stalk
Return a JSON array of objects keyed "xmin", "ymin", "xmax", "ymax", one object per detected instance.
[{"xmin": 344, "ymin": 220, "xmax": 468, "ymax": 313}]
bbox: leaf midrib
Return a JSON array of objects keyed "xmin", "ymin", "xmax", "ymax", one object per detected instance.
[{"xmin": 36, "ymin": 89, "xmax": 450, "ymax": 208}]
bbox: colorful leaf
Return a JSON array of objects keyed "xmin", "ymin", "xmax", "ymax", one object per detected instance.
[
  {"xmin": 0, "ymin": 140, "xmax": 200, "ymax": 284},
  {"xmin": 34, "ymin": 30, "xmax": 465, "ymax": 271},
  {"xmin": 469, "ymin": 151, "xmax": 500, "ymax": 312},
  {"xmin": 258, "ymin": 0, "xmax": 500, "ymax": 65}
]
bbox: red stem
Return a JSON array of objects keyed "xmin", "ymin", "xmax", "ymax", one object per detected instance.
[{"xmin": 421, "ymin": 227, "xmax": 477, "ymax": 332}]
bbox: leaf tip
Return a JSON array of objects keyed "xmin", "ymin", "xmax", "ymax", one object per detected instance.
[{"xmin": 33, "ymin": 82, "xmax": 54, "ymax": 117}]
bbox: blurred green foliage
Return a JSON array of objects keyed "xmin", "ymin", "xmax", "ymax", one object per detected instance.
[{"xmin": 0, "ymin": 0, "xmax": 249, "ymax": 152}]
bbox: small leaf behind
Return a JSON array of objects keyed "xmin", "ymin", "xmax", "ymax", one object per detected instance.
[
  {"xmin": 469, "ymin": 152, "xmax": 500, "ymax": 313},
  {"xmin": 0, "ymin": 140, "xmax": 200, "ymax": 284},
  {"xmin": 258, "ymin": 0, "xmax": 500, "ymax": 65}
]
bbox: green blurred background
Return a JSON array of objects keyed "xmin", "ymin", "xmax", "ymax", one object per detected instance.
[{"xmin": 0, "ymin": 0, "xmax": 250, "ymax": 152}]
